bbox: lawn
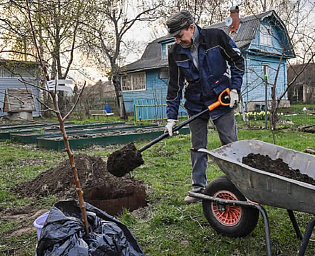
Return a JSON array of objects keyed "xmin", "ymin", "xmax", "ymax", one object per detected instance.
[{"xmin": 0, "ymin": 125, "xmax": 314, "ymax": 255}]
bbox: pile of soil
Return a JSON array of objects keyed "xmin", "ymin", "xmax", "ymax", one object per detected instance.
[
  {"xmin": 242, "ymin": 153, "xmax": 315, "ymax": 186},
  {"xmin": 13, "ymin": 154, "xmax": 146, "ymax": 201}
]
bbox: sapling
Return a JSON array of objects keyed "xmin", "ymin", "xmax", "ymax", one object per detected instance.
[{"xmin": 25, "ymin": 0, "xmax": 89, "ymax": 234}]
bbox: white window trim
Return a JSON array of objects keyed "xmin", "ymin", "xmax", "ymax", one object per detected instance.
[
  {"xmin": 121, "ymin": 72, "xmax": 146, "ymax": 92},
  {"xmin": 162, "ymin": 42, "xmax": 175, "ymax": 59}
]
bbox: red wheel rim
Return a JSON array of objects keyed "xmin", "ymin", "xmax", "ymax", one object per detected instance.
[{"xmin": 211, "ymin": 190, "xmax": 242, "ymax": 226}]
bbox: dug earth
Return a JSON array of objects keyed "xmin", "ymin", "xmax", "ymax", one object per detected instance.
[{"xmin": 13, "ymin": 154, "xmax": 147, "ymax": 215}]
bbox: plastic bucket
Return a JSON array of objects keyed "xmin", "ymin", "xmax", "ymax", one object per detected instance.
[{"xmin": 33, "ymin": 211, "xmax": 49, "ymax": 240}]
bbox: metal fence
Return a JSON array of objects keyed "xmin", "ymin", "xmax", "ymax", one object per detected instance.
[
  {"xmin": 133, "ymin": 101, "xmax": 314, "ymax": 131},
  {"xmin": 134, "ymin": 99, "xmax": 187, "ymax": 122}
]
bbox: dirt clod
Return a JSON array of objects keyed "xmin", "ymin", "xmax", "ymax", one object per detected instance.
[
  {"xmin": 107, "ymin": 143, "xmax": 144, "ymax": 177},
  {"xmin": 242, "ymin": 153, "xmax": 315, "ymax": 186}
]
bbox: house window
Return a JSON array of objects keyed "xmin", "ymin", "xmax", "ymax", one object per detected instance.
[
  {"xmin": 161, "ymin": 41, "xmax": 175, "ymax": 59},
  {"xmin": 260, "ymin": 25, "xmax": 272, "ymax": 46},
  {"xmin": 121, "ymin": 76, "xmax": 132, "ymax": 91},
  {"xmin": 159, "ymin": 68, "xmax": 169, "ymax": 79},
  {"xmin": 121, "ymin": 72, "xmax": 146, "ymax": 91}
]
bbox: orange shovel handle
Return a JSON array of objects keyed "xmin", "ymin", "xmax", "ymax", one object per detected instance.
[{"xmin": 208, "ymin": 88, "xmax": 230, "ymax": 111}]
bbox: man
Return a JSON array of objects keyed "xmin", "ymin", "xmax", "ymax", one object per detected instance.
[{"xmin": 165, "ymin": 10, "xmax": 244, "ymax": 203}]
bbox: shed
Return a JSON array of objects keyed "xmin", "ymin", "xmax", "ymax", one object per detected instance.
[
  {"xmin": 3, "ymin": 88, "xmax": 36, "ymax": 120},
  {"xmin": 0, "ymin": 59, "xmax": 41, "ymax": 118}
]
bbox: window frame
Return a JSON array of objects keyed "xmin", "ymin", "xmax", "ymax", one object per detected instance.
[
  {"xmin": 260, "ymin": 24, "xmax": 273, "ymax": 46},
  {"xmin": 121, "ymin": 72, "xmax": 146, "ymax": 92},
  {"xmin": 161, "ymin": 41, "xmax": 175, "ymax": 59}
]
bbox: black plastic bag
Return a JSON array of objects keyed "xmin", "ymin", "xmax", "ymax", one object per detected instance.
[{"xmin": 36, "ymin": 200, "xmax": 144, "ymax": 256}]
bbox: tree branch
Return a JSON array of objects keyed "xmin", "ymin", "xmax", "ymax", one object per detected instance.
[{"xmin": 62, "ymin": 81, "xmax": 86, "ymax": 120}]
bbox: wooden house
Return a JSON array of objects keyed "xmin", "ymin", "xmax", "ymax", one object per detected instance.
[
  {"xmin": 121, "ymin": 8, "xmax": 295, "ymax": 120},
  {"xmin": 0, "ymin": 59, "xmax": 41, "ymax": 119}
]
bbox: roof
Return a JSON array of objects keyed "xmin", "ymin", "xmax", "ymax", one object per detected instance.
[
  {"xmin": 124, "ymin": 10, "xmax": 293, "ymax": 73},
  {"xmin": 0, "ymin": 58, "xmax": 39, "ymax": 66},
  {"xmin": 122, "ymin": 36, "xmax": 169, "ymax": 73},
  {"xmin": 3, "ymin": 88, "xmax": 36, "ymax": 112},
  {"xmin": 208, "ymin": 10, "xmax": 294, "ymax": 55},
  {"xmin": 207, "ymin": 11, "xmax": 274, "ymax": 49}
]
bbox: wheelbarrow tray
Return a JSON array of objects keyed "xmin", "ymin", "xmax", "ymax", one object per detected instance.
[{"xmin": 202, "ymin": 140, "xmax": 315, "ymax": 214}]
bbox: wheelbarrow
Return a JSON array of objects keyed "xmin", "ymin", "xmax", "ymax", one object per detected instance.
[{"xmin": 189, "ymin": 140, "xmax": 315, "ymax": 256}]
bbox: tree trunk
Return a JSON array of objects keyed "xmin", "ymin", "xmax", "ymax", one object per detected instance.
[
  {"xmin": 112, "ymin": 75, "xmax": 127, "ymax": 120},
  {"xmin": 58, "ymin": 91, "xmax": 67, "ymax": 117}
]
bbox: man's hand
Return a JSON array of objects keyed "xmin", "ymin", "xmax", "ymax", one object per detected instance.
[
  {"xmin": 165, "ymin": 119, "xmax": 177, "ymax": 136},
  {"xmin": 229, "ymin": 89, "xmax": 239, "ymax": 108}
]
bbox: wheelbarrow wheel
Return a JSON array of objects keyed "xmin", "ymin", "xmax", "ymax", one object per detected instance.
[{"xmin": 202, "ymin": 175, "xmax": 259, "ymax": 237}]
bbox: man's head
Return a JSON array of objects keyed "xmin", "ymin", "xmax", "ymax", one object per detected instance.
[{"xmin": 166, "ymin": 10, "xmax": 195, "ymax": 47}]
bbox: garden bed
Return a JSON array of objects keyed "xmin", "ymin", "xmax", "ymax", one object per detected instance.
[
  {"xmin": 37, "ymin": 126, "xmax": 190, "ymax": 150},
  {"xmin": 0, "ymin": 121, "xmax": 124, "ymax": 140},
  {"xmin": 11, "ymin": 124, "xmax": 157, "ymax": 144}
]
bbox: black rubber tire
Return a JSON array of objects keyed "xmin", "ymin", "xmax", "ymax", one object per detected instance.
[{"xmin": 202, "ymin": 175, "xmax": 259, "ymax": 237}]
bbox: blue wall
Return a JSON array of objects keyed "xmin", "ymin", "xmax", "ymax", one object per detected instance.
[
  {"xmin": 248, "ymin": 21, "xmax": 285, "ymax": 56},
  {"xmin": 242, "ymin": 55, "xmax": 287, "ymax": 104},
  {"xmin": 123, "ymin": 56, "xmax": 287, "ymax": 117},
  {"xmin": 123, "ymin": 56, "xmax": 288, "ymax": 117},
  {"xmin": 123, "ymin": 69, "xmax": 168, "ymax": 113}
]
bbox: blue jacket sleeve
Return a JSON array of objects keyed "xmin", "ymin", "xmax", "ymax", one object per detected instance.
[{"xmin": 166, "ymin": 47, "xmax": 184, "ymax": 120}]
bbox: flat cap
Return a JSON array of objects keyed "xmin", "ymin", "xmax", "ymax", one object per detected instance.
[{"xmin": 166, "ymin": 10, "xmax": 194, "ymax": 37}]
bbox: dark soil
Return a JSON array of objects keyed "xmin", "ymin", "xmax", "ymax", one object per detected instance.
[
  {"xmin": 242, "ymin": 153, "xmax": 315, "ymax": 186},
  {"xmin": 107, "ymin": 143, "xmax": 144, "ymax": 177},
  {"xmin": 13, "ymin": 153, "xmax": 146, "ymax": 200}
]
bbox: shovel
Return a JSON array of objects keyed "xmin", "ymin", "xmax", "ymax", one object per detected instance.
[{"xmin": 107, "ymin": 88, "xmax": 231, "ymax": 177}]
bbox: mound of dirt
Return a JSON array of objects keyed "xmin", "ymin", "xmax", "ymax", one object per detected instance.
[
  {"xmin": 13, "ymin": 154, "xmax": 146, "ymax": 201},
  {"xmin": 242, "ymin": 153, "xmax": 315, "ymax": 186}
]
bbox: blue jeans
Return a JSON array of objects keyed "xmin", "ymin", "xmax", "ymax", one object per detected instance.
[{"xmin": 189, "ymin": 110, "xmax": 237, "ymax": 190}]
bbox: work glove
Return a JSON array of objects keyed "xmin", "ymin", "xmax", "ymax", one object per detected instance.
[
  {"xmin": 165, "ymin": 119, "xmax": 177, "ymax": 136},
  {"xmin": 229, "ymin": 89, "xmax": 239, "ymax": 108}
]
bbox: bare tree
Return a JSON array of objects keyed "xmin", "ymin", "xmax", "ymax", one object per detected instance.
[{"xmin": 80, "ymin": 0, "xmax": 162, "ymax": 120}]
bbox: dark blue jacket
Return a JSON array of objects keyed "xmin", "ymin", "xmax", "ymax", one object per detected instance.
[{"xmin": 166, "ymin": 26, "xmax": 244, "ymax": 120}]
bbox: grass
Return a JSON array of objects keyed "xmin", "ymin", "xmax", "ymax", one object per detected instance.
[{"xmin": 0, "ymin": 125, "xmax": 315, "ymax": 255}]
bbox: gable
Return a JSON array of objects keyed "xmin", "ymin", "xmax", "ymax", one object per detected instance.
[
  {"xmin": 246, "ymin": 13, "xmax": 295, "ymax": 58},
  {"xmin": 208, "ymin": 10, "xmax": 294, "ymax": 58}
]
